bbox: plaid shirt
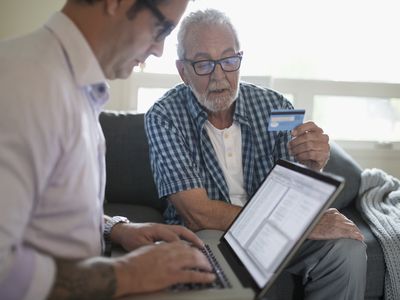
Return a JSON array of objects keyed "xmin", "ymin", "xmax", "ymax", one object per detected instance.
[{"xmin": 145, "ymin": 82, "xmax": 293, "ymax": 224}]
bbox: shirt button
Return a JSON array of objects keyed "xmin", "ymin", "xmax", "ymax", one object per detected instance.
[
  {"xmin": 224, "ymin": 133, "xmax": 229, "ymax": 139},
  {"xmin": 227, "ymin": 153, "xmax": 233, "ymax": 157}
]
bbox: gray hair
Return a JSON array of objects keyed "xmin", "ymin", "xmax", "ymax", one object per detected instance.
[{"xmin": 177, "ymin": 9, "xmax": 240, "ymax": 60}]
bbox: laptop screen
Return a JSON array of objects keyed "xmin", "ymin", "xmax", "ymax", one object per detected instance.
[{"xmin": 224, "ymin": 160, "xmax": 340, "ymax": 288}]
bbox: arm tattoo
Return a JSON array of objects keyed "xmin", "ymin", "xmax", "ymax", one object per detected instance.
[{"xmin": 47, "ymin": 257, "xmax": 117, "ymax": 300}]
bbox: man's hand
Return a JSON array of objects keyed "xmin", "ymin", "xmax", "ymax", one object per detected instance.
[
  {"xmin": 308, "ymin": 208, "xmax": 364, "ymax": 241},
  {"xmin": 110, "ymin": 223, "xmax": 204, "ymax": 251},
  {"xmin": 114, "ymin": 241, "xmax": 216, "ymax": 297},
  {"xmin": 288, "ymin": 121, "xmax": 330, "ymax": 171},
  {"xmin": 48, "ymin": 241, "xmax": 215, "ymax": 300}
]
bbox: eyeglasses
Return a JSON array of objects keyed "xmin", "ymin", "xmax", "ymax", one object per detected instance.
[
  {"xmin": 183, "ymin": 52, "xmax": 243, "ymax": 76},
  {"xmin": 140, "ymin": 0, "xmax": 175, "ymax": 42}
]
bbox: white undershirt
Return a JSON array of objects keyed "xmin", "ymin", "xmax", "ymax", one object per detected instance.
[{"xmin": 204, "ymin": 121, "xmax": 248, "ymax": 206}]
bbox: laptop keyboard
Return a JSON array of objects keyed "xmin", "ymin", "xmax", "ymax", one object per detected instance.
[{"xmin": 170, "ymin": 244, "xmax": 232, "ymax": 291}]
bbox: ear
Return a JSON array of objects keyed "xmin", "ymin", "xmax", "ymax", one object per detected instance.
[
  {"xmin": 176, "ymin": 60, "xmax": 189, "ymax": 85},
  {"xmin": 104, "ymin": 0, "xmax": 126, "ymax": 16}
]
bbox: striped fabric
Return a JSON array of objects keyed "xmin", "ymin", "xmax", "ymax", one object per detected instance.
[{"xmin": 145, "ymin": 82, "xmax": 294, "ymax": 224}]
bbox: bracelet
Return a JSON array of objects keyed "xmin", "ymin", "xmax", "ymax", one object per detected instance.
[{"xmin": 103, "ymin": 216, "xmax": 130, "ymax": 242}]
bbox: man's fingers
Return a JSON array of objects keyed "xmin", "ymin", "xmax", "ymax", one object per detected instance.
[
  {"xmin": 289, "ymin": 139, "xmax": 329, "ymax": 155},
  {"xmin": 288, "ymin": 123, "xmax": 329, "ymax": 171},
  {"xmin": 169, "ymin": 246, "xmax": 216, "ymax": 284},
  {"xmin": 120, "ymin": 242, "xmax": 216, "ymax": 294},
  {"xmin": 292, "ymin": 149, "xmax": 325, "ymax": 163},
  {"xmin": 289, "ymin": 136, "xmax": 330, "ymax": 159},
  {"xmin": 311, "ymin": 210, "xmax": 364, "ymax": 241},
  {"xmin": 292, "ymin": 121, "xmax": 323, "ymax": 137},
  {"xmin": 159, "ymin": 242, "xmax": 212, "ymax": 272},
  {"xmin": 155, "ymin": 227, "xmax": 181, "ymax": 243},
  {"xmin": 174, "ymin": 246, "xmax": 213, "ymax": 272},
  {"xmin": 351, "ymin": 231, "xmax": 365, "ymax": 241},
  {"xmin": 142, "ymin": 224, "xmax": 204, "ymax": 248},
  {"xmin": 169, "ymin": 225, "xmax": 205, "ymax": 248},
  {"xmin": 174, "ymin": 269, "xmax": 216, "ymax": 285},
  {"xmin": 340, "ymin": 226, "xmax": 365, "ymax": 241}
]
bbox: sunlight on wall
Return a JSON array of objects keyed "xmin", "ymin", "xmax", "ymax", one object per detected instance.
[{"xmin": 142, "ymin": 0, "xmax": 400, "ymax": 83}]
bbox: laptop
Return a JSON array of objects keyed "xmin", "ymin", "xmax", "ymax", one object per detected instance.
[{"xmin": 117, "ymin": 159, "xmax": 344, "ymax": 300}]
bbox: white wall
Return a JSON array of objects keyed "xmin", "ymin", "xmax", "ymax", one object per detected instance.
[
  {"xmin": 0, "ymin": 0, "xmax": 128, "ymax": 109},
  {"xmin": 0, "ymin": 1, "xmax": 65, "ymax": 39}
]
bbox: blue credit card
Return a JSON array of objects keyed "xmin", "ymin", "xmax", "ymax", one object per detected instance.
[{"xmin": 268, "ymin": 109, "xmax": 305, "ymax": 131}]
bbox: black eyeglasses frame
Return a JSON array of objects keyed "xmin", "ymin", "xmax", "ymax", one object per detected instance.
[
  {"xmin": 182, "ymin": 52, "xmax": 244, "ymax": 76},
  {"xmin": 139, "ymin": 0, "xmax": 175, "ymax": 42}
]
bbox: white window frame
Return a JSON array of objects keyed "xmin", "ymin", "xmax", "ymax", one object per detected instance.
[
  {"xmin": 124, "ymin": 74, "xmax": 400, "ymax": 148},
  {"xmin": 110, "ymin": 73, "xmax": 400, "ymax": 151}
]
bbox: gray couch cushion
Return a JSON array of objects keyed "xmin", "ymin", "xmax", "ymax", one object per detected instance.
[
  {"xmin": 100, "ymin": 112, "xmax": 164, "ymax": 212},
  {"xmin": 324, "ymin": 142, "xmax": 363, "ymax": 209}
]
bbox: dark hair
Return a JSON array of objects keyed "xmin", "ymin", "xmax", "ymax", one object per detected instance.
[
  {"xmin": 126, "ymin": 0, "xmax": 167, "ymax": 20},
  {"xmin": 72, "ymin": 0, "xmax": 102, "ymax": 4},
  {"xmin": 71, "ymin": 0, "xmax": 168, "ymax": 20}
]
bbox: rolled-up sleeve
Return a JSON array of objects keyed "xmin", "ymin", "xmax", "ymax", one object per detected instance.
[{"xmin": 145, "ymin": 107, "xmax": 204, "ymax": 199}]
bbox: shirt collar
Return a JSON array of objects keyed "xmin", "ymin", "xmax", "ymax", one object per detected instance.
[
  {"xmin": 233, "ymin": 86, "xmax": 250, "ymax": 126},
  {"xmin": 186, "ymin": 86, "xmax": 208, "ymax": 131},
  {"xmin": 44, "ymin": 12, "xmax": 106, "ymax": 88}
]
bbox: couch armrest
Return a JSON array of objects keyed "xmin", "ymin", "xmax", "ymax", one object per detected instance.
[{"xmin": 324, "ymin": 142, "xmax": 363, "ymax": 209}]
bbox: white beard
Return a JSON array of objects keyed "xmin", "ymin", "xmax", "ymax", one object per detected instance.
[{"xmin": 191, "ymin": 81, "xmax": 239, "ymax": 113}]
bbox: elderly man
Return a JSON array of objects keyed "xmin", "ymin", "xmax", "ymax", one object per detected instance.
[
  {"xmin": 0, "ymin": 1, "xmax": 217, "ymax": 300},
  {"xmin": 145, "ymin": 9, "xmax": 367, "ymax": 300}
]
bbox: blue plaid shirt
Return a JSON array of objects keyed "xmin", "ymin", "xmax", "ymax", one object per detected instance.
[{"xmin": 145, "ymin": 82, "xmax": 293, "ymax": 224}]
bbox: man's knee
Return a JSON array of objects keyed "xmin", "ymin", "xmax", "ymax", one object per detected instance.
[
  {"xmin": 327, "ymin": 238, "xmax": 367, "ymax": 276},
  {"xmin": 304, "ymin": 239, "xmax": 367, "ymax": 300}
]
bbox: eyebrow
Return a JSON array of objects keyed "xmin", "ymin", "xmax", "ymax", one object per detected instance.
[{"xmin": 191, "ymin": 48, "xmax": 237, "ymax": 60}]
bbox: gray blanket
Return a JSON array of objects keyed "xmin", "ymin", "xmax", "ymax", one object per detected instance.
[{"xmin": 358, "ymin": 168, "xmax": 400, "ymax": 300}]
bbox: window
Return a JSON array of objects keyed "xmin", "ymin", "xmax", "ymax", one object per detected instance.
[{"xmin": 313, "ymin": 96, "xmax": 400, "ymax": 142}]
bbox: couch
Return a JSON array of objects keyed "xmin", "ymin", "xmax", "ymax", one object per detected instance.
[{"xmin": 100, "ymin": 111, "xmax": 384, "ymax": 300}]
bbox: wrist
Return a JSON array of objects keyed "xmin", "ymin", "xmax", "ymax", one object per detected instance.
[{"xmin": 104, "ymin": 216, "xmax": 130, "ymax": 245}]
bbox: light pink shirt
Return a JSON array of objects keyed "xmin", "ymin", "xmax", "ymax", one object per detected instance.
[{"xmin": 0, "ymin": 12, "xmax": 108, "ymax": 300}]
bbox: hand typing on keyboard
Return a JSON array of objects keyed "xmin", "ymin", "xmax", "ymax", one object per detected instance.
[
  {"xmin": 170, "ymin": 244, "xmax": 232, "ymax": 291},
  {"xmin": 113, "ymin": 241, "xmax": 216, "ymax": 296},
  {"xmin": 110, "ymin": 222, "xmax": 206, "ymax": 251}
]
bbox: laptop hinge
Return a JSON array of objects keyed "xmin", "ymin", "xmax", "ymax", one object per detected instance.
[{"xmin": 218, "ymin": 240, "xmax": 259, "ymax": 291}]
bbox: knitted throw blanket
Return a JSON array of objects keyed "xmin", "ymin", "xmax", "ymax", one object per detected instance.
[{"xmin": 358, "ymin": 168, "xmax": 400, "ymax": 300}]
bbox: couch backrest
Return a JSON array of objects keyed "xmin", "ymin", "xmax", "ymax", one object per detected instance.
[
  {"xmin": 100, "ymin": 111, "xmax": 361, "ymax": 212},
  {"xmin": 100, "ymin": 111, "xmax": 164, "ymax": 212}
]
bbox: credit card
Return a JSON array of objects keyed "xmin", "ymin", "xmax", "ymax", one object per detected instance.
[{"xmin": 268, "ymin": 109, "xmax": 305, "ymax": 131}]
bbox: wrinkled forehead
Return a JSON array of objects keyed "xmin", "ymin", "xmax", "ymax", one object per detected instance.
[{"xmin": 183, "ymin": 23, "xmax": 238, "ymax": 59}]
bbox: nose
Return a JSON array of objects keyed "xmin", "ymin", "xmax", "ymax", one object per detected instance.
[
  {"xmin": 210, "ymin": 63, "xmax": 226, "ymax": 80},
  {"xmin": 150, "ymin": 40, "xmax": 165, "ymax": 58}
]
